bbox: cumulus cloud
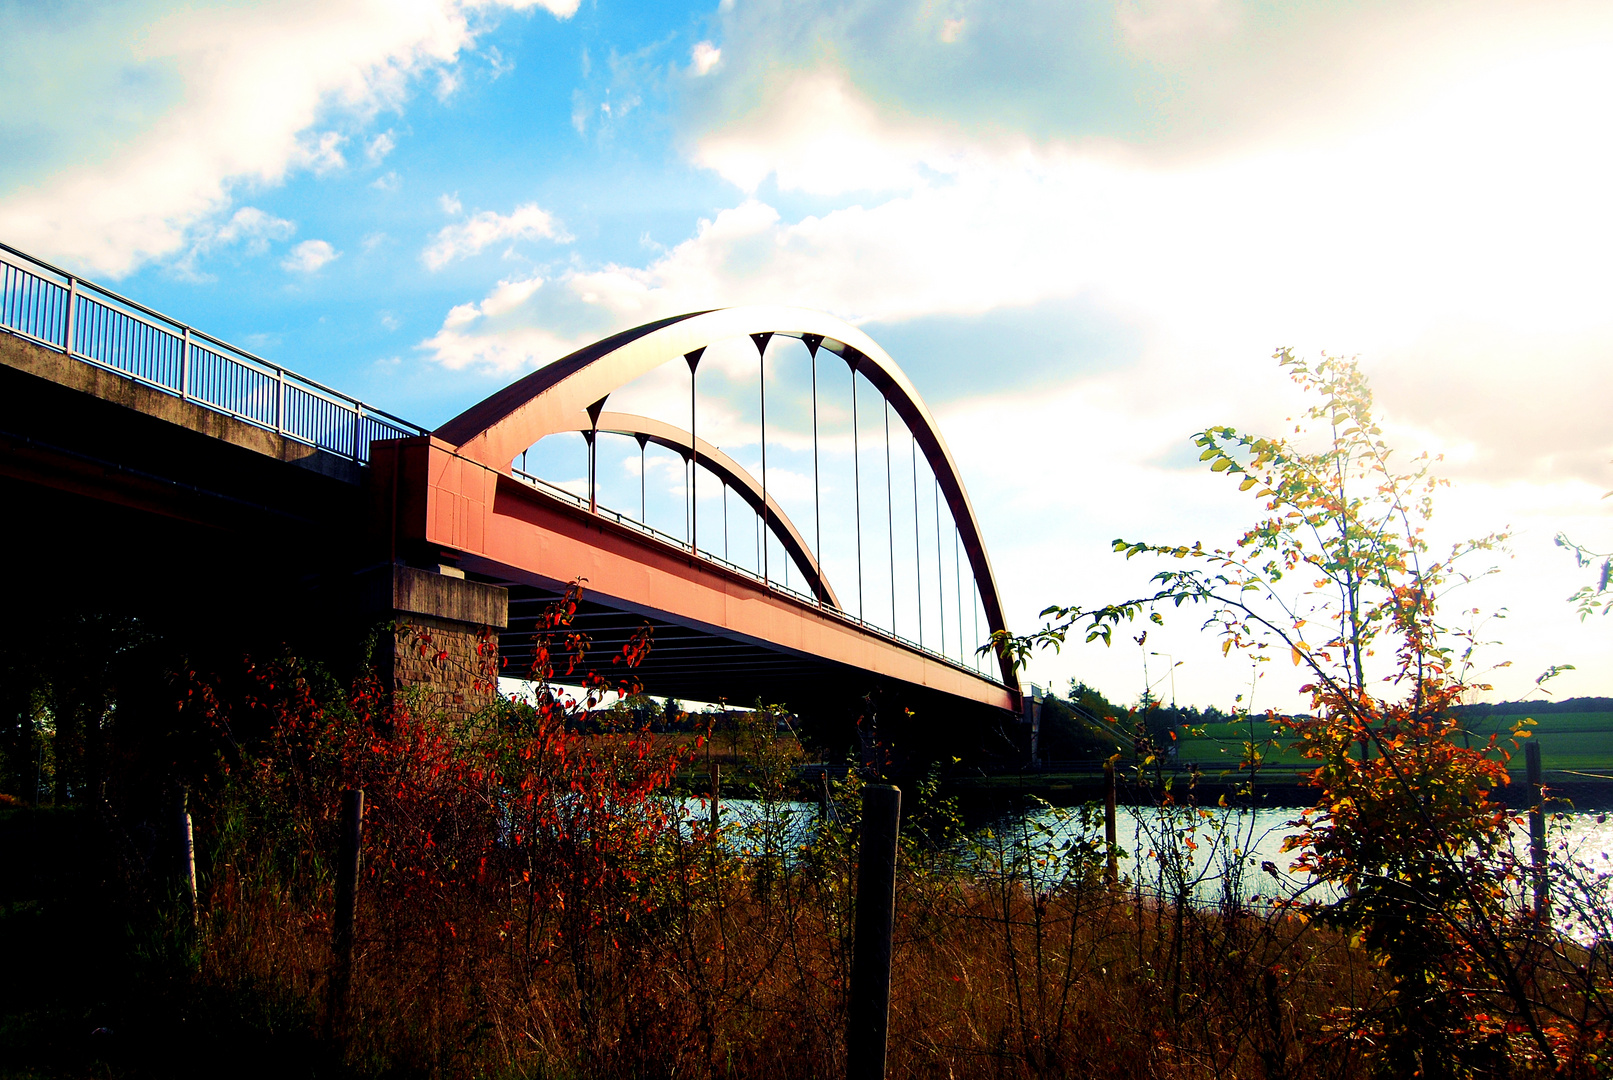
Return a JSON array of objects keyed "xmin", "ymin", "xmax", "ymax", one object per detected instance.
[
  {"xmin": 282, "ymin": 239, "xmax": 340, "ymax": 273},
  {"xmin": 422, "ymin": 202, "xmax": 568, "ymax": 270},
  {"xmin": 692, "ymin": 69, "xmax": 963, "ymax": 194},
  {"xmin": 366, "ymin": 130, "xmax": 396, "ymax": 162},
  {"xmin": 424, "ymin": 43, "xmax": 1613, "ymax": 486},
  {"xmin": 172, "ymin": 205, "xmax": 296, "ymax": 279},
  {"xmin": 296, "ymin": 131, "xmax": 348, "ymax": 175},
  {"xmin": 421, "ymin": 276, "xmax": 580, "ymax": 370},
  {"xmin": 689, "ymin": 41, "xmax": 721, "ymax": 76},
  {"xmin": 0, "ymin": 0, "xmax": 578, "ymax": 278}
]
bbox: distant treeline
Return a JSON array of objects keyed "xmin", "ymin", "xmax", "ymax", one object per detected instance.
[{"xmin": 1453, "ymin": 696, "xmax": 1613, "ymax": 716}]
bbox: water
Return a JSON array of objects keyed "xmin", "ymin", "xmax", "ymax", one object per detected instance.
[{"xmin": 679, "ymin": 796, "xmax": 1613, "ymax": 938}]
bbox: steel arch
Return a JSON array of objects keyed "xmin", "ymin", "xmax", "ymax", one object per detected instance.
[
  {"xmin": 434, "ymin": 307, "xmax": 1016, "ymax": 689},
  {"xmin": 556, "ymin": 410, "xmax": 839, "ymax": 608}
]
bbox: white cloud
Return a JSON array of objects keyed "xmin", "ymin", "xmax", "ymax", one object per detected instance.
[
  {"xmin": 435, "ymin": 66, "xmax": 462, "ymax": 100},
  {"xmin": 692, "ymin": 68, "xmax": 957, "ymax": 195},
  {"xmin": 423, "ymin": 42, "xmax": 1613, "ymax": 491},
  {"xmin": 422, "ymin": 202, "xmax": 568, "ymax": 270},
  {"xmin": 296, "ymin": 130, "xmax": 348, "ymax": 175},
  {"xmin": 0, "ymin": 0, "xmax": 578, "ymax": 279},
  {"xmin": 689, "ymin": 41, "xmax": 722, "ymax": 76},
  {"xmin": 172, "ymin": 205, "xmax": 296, "ymax": 279},
  {"xmin": 366, "ymin": 130, "xmax": 396, "ymax": 162},
  {"xmin": 371, "ymin": 170, "xmax": 400, "ymax": 191},
  {"xmin": 282, "ymin": 239, "xmax": 340, "ymax": 273},
  {"xmin": 487, "ymin": 45, "xmax": 515, "ymax": 79},
  {"xmin": 439, "ymin": 192, "xmax": 463, "ymax": 215},
  {"xmin": 421, "ymin": 276, "xmax": 575, "ymax": 370},
  {"xmin": 207, "ymin": 206, "xmax": 296, "ymax": 256}
]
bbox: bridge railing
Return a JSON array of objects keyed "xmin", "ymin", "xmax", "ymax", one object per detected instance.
[
  {"xmin": 512, "ymin": 465, "xmax": 996, "ymax": 680},
  {"xmin": 0, "ymin": 241, "xmax": 426, "ymax": 462}
]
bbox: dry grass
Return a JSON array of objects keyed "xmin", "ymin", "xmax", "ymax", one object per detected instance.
[{"xmin": 193, "ymin": 793, "xmax": 1386, "ymax": 1080}]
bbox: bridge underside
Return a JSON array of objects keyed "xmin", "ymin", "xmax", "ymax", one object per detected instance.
[{"xmin": 488, "ymin": 580, "xmax": 991, "ymax": 714}]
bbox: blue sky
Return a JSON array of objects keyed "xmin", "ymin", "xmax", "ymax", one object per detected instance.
[{"xmin": 4, "ymin": 0, "xmax": 1613, "ymax": 711}]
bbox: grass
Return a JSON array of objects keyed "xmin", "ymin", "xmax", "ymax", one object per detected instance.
[{"xmin": 1172, "ymin": 712, "xmax": 1613, "ymax": 775}]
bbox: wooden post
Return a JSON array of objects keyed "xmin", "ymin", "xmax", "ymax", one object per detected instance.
[
  {"xmin": 847, "ymin": 784, "xmax": 900, "ymax": 1080},
  {"xmin": 329, "ymin": 789, "xmax": 365, "ymax": 1036},
  {"xmin": 1526, "ymin": 741, "xmax": 1549, "ymax": 926},
  {"xmin": 1104, "ymin": 760, "xmax": 1119, "ymax": 887},
  {"xmin": 709, "ymin": 761, "xmax": 721, "ymax": 837},
  {"xmin": 177, "ymin": 790, "xmax": 197, "ymax": 925}
]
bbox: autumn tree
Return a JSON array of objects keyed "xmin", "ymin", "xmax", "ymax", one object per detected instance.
[{"xmin": 999, "ymin": 350, "xmax": 1595, "ymax": 1074}]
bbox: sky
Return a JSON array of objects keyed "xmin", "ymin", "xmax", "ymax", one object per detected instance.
[{"xmin": 3, "ymin": 0, "xmax": 1612, "ymax": 714}]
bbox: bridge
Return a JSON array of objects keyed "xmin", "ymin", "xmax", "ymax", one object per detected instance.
[{"xmin": 0, "ymin": 240, "xmax": 1022, "ymax": 730}]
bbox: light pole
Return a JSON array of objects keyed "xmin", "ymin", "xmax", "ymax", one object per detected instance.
[{"xmin": 1149, "ymin": 651, "xmax": 1181, "ymax": 708}]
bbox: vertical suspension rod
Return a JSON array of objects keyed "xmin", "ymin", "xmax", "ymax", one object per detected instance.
[
  {"xmin": 637, "ymin": 436, "xmax": 648, "ymax": 522},
  {"xmin": 586, "ymin": 431, "xmax": 597, "ymax": 514},
  {"xmin": 850, "ymin": 357, "xmax": 864, "ymax": 620},
  {"xmin": 936, "ymin": 477, "xmax": 945, "ymax": 657},
  {"xmin": 884, "ymin": 399, "xmax": 895, "ymax": 635},
  {"xmin": 808, "ymin": 336, "xmax": 823, "ymax": 605},
  {"xmin": 912, "ymin": 428, "xmax": 923, "ymax": 649},
  {"xmin": 686, "ymin": 349, "xmax": 704, "ymax": 555},
  {"xmin": 954, "ymin": 527, "xmax": 963, "ymax": 665},
  {"xmin": 752, "ymin": 333, "xmax": 772, "ymax": 584}
]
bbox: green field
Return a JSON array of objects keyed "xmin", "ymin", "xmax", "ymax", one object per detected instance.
[{"xmin": 1173, "ymin": 712, "xmax": 1613, "ymax": 774}]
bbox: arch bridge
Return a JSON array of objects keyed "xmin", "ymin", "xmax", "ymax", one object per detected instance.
[
  {"xmin": 382, "ymin": 307, "xmax": 1019, "ymax": 714},
  {"xmin": 0, "ymin": 240, "xmax": 1019, "ymax": 721}
]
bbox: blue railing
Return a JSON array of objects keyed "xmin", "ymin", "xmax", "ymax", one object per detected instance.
[{"xmin": 0, "ymin": 241, "xmax": 425, "ymax": 461}]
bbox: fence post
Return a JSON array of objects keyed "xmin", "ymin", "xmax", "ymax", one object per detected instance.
[
  {"xmin": 64, "ymin": 276, "xmax": 77, "ymax": 355},
  {"xmin": 1104, "ymin": 759, "xmax": 1119, "ymax": 886},
  {"xmin": 177, "ymin": 789, "xmax": 197, "ymax": 926},
  {"xmin": 275, "ymin": 366, "xmax": 286, "ymax": 434},
  {"xmin": 709, "ymin": 761, "xmax": 721, "ymax": 837},
  {"xmin": 352, "ymin": 404, "xmax": 363, "ymax": 462},
  {"xmin": 181, "ymin": 327, "xmax": 191, "ymax": 401},
  {"xmin": 329, "ymin": 788, "xmax": 365, "ymax": 1036},
  {"xmin": 847, "ymin": 784, "xmax": 900, "ymax": 1080},
  {"xmin": 1526, "ymin": 741, "xmax": 1549, "ymax": 926}
]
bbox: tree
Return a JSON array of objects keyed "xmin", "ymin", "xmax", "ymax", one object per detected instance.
[
  {"xmin": 1555, "ymin": 531, "xmax": 1613, "ymax": 619},
  {"xmin": 998, "ymin": 349, "xmax": 1588, "ymax": 1073}
]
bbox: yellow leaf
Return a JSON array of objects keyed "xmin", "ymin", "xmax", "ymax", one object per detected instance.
[
  {"xmin": 1239, "ymin": 476, "xmax": 1258, "ymax": 491},
  {"xmin": 1291, "ymin": 646, "xmax": 1303, "ymax": 666}
]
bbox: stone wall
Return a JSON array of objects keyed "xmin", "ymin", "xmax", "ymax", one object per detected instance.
[
  {"xmin": 361, "ymin": 564, "xmax": 509, "ymax": 720},
  {"xmin": 390, "ymin": 613, "xmax": 501, "ymax": 717}
]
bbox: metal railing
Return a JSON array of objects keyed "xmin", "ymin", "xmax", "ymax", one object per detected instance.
[
  {"xmin": 512, "ymin": 466, "xmax": 1002, "ymax": 683},
  {"xmin": 0, "ymin": 241, "xmax": 425, "ymax": 461}
]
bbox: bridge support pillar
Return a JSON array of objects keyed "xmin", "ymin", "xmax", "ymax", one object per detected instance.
[{"xmin": 361, "ymin": 564, "xmax": 509, "ymax": 719}]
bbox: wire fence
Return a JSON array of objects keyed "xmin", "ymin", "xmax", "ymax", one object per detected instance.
[{"xmin": 0, "ymin": 241, "xmax": 425, "ymax": 461}]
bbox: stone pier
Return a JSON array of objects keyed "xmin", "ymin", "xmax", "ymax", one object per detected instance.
[{"xmin": 362, "ymin": 564, "xmax": 509, "ymax": 718}]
